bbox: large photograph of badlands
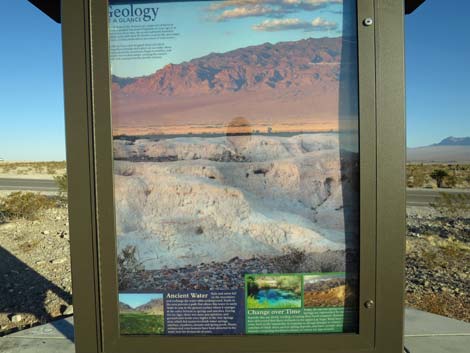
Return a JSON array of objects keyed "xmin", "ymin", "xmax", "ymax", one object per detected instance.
[{"xmin": 110, "ymin": 3, "xmax": 359, "ymax": 292}]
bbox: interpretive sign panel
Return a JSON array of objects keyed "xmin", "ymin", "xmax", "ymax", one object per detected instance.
[{"xmin": 108, "ymin": 0, "xmax": 360, "ymax": 336}]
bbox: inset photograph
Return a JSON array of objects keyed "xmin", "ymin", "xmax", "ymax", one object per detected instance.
[
  {"xmin": 246, "ymin": 275, "xmax": 302, "ymax": 309},
  {"xmin": 119, "ymin": 293, "xmax": 164, "ymax": 335},
  {"xmin": 303, "ymin": 273, "xmax": 355, "ymax": 308}
]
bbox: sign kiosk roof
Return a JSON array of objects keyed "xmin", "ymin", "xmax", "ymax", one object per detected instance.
[{"xmin": 29, "ymin": 0, "xmax": 427, "ymax": 23}]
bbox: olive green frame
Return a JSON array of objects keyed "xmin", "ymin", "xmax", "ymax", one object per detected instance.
[{"xmin": 62, "ymin": 0, "xmax": 405, "ymax": 352}]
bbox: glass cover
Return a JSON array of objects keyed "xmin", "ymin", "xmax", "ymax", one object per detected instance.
[{"xmin": 109, "ymin": 0, "xmax": 359, "ymax": 336}]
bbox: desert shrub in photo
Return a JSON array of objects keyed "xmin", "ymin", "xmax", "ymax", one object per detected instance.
[
  {"xmin": 275, "ymin": 248, "xmax": 306, "ymax": 273},
  {"xmin": 0, "ymin": 192, "xmax": 56, "ymax": 221},
  {"xmin": 117, "ymin": 245, "xmax": 144, "ymax": 290},
  {"xmin": 275, "ymin": 248, "xmax": 345, "ymax": 273}
]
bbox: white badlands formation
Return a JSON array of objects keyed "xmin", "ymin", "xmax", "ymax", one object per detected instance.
[{"xmin": 113, "ymin": 133, "xmax": 357, "ymax": 270}]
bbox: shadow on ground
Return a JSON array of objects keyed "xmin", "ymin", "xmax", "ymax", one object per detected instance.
[{"xmin": 0, "ymin": 246, "xmax": 74, "ymax": 342}]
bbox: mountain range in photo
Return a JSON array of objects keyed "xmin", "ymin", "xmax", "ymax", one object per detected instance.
[{"xmin": 111, "ymin": 37, "xmax": 357, "ymax": 136}]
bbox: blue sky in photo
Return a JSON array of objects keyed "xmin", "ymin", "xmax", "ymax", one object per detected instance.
[
  {"xmin": 110, "ymin": 0, "xmax": 347, "ymax": 77},
  {"xmin": 119, "ymin": 293, "xmax": 163, "ymax": 308},
  {"xmin": 0, "ymin": 0, "xmax": 468, "ymax": 160}
]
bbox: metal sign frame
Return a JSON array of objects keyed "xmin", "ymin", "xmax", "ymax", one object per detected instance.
[{"xmin": 62, "ymin": 1, "xmax": 406, "ymax": 352}]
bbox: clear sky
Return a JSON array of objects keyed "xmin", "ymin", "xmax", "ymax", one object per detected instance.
[
  {"xmin": 0, "ymin": 1, "xmax": 468, "ymax": 160},
  {"xmin": 405, "ymin": 1, "xmax": 470, "ymax": 147},
  {"xmin": 0, "ymin": 1, "xmax": 64, "ymax": 161}
]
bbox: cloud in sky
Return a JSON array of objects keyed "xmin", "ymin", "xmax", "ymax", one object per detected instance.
[
  {"xmin": 311, "ymin": 17, "xmax": 337, "ymax": 30},
  {"xmin": 210, "ymin": 0, "xmax": 342, "ymax": 11},
  {"xmin": 252, "ymin": 17, "xmax": 337, "ymax": 32},
  {"xmin": 210, "ymin": 0, "xmax": 343, "ymax": 22},
  {"xmin": 217, "ymin": 4, "xmax": 278, "ymax": 21}
]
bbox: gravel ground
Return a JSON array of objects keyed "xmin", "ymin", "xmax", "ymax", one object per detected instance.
[
  {"xmin": 405, "ymin": 207, "xmax": 470, "ymax": 322},
  {"xmin": 0, "ymin": 207, "xmax": 72, "ymax": 335}
]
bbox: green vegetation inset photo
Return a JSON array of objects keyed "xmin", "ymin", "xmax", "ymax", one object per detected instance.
[{"xmin": 119, "ymin": 293, "xmax": 164, "ymax": 335}]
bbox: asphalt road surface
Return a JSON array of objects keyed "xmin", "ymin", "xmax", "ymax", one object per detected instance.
[
  {"xmin": 0, "ymin": 178, "xmax": 58, "ymax": 192},
  {"xmin": 0, "ymin": 178, "xmax": 469, "ymax": 206},
  {"xmin": 406, "ymin": 188, "xmax": 470, "ymax": 207}
]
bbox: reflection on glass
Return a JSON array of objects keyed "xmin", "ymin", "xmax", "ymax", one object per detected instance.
[{"xmin": 109, "ymin": 0, "xmax": 359, "ymax": 336}]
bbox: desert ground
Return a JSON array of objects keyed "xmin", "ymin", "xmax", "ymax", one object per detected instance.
[{"xmin": 405, "ymin": 205, "xmax": 470, "ymax": 321}]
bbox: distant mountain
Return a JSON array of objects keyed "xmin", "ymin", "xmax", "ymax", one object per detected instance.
[
  {"xmin": 110, "ymin": 37, "xmax": 352, "ymax": 135},
  {"xmin": 119, "ymin": 301, "xmax": 135, "ymax": 313},
  {"xmin": 136, "ymin": 298, "xmax": 164, "ymax": 315},
  {"xmin": 408, "ymin": 136, "xmax": 470, "ymax": 163},
  {"xmin": 112, "ymin": 37, "xmax": 342, "ymax": 97},
  {"xmin": 112, "ymin": 75, "xmax": 137, "ymax": 89},
  {"xmin": 433, "ymin": 136, "xmax": 470, "ymax": 146},
  {"xmin": 119, "ymin": 298, "xmax": 164, "ymax": 315}
]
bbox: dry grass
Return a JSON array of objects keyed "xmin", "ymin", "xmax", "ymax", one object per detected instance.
[
  {"xmin": 0, "ymin": 192, "xmax": 57, "ymax": 221},
  {"xmin": 0, "ymin": 161, "xmax": 66, "ymax": 175},
  {"xmin": 419, "ymin": 237, "xmax": 466, "ymax": 266}
]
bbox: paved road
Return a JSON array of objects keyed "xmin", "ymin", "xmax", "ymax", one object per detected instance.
[
  {"xmin": 0, "ymin": 178, "xmax": 58, "ymax": 192},
  {"xmin": 0, "ymin": 178, "xmax": 469, "ymax": 206},
  {"xmin": 406, "ymin": 188, "xmax": 470, "ymax": 207}
]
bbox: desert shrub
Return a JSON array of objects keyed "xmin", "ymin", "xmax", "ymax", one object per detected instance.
[
  {"xmin": 445, "ymin": 175, "xmax": 457, "ymax": 187},
  {"xmin": 430, "ymin": 169, "xmax": 449, "ymax": 188},
  {"xmin": 407, "ymin": 165, "xmax": 427, "ymax": 188},
  {"xmin": 47, "ymin": 166, "xmax": 57, "ymax": 175},
  {"xmin": 0, "ymin": 192, "xmax": 56, "ymax": 221},
  {"xmin": 431, "ymin": 192, "xmax": 470, "ymax": 218},
  {"xmin": 117, "ymin": 245, "xmax": 144, "ymax": 290},
  {"xmin": 53, "ymin": 173, "xmax": 68, "ymax": 199}
]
